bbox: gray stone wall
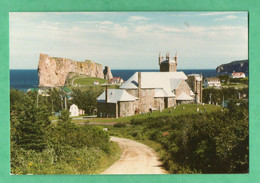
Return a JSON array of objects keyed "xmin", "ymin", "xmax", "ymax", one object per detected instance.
[
  {"xmin": 167, "ymin": 97, "xmax": 176, "ymax": 107},
  {"xmin": 154, "ymin": 97, "xmax": 165, "ymax": 110},
  {"xmin": 176, "ymin": 80, "xmax": 191, "ymax": 98},
  {"xmin": 160, "ymin": 62, "xmax": 177, "ymax": 72},
  {"xmin": 125, "ymin": 89, "xmax": 138, "ymax": 98},
  {"xmin": 118, "ymin": 101, "xmax": 136, "ymax": 117},
  {"xmin": 186, "ymin": 76, "xmax": 203, "ymax": 103},
  {"xmin": 139, "ymin": 89, "xmax": 155, "ymax": 112}
]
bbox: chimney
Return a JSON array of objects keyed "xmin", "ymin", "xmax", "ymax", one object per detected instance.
[
  {"xmin": 193, "ymin": 75, "xmax": 197, "ymax": 92},
  {"xmin": 138, "ymin": 72, "xmax": 141, "ymax": 98},
  {"xmin": 105, "ymin": 85, "xmax": 109, "ymax": 103}
]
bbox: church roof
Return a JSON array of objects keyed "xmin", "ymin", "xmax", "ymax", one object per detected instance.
[
  {"xmin": 161, "ymin": 59, "xmax": 176, "ymax": 64},
  {"xmin": 176, "ymin": 92, "xmax": 194, "ymax": 101},
  {"xmin": 97, "ymin": 89, "xmax": 138, "ymax": 103},
  {"xmin": 120, "ymin": 72, "xmax": 187, "ymax": 97},
  {"xmin": 154, "ymin": 88, "xmax": 169, "ymax": 97}
]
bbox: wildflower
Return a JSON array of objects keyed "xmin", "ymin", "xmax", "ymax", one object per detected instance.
[{"xmin": 28, "ymin": 162, "xmax": 33, "ymax": 167}]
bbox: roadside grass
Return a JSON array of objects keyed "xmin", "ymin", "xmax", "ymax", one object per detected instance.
[
  {"xmin": 93, "ymin": 141, "xmax": 122, "ymax": 174},
  {"xmin": 137, "ymin": 139, "xmax": 166, "ymax": 162},
  {"xmin": 84, "ymin": 104, "xmax": 221, "ymax": 123},
  {"xmin": 11, "ymin": 141, "xmax": 121, "ymax": 175}
]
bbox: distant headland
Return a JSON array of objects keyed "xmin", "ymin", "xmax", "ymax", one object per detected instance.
[
  {"xmin": 38, "ymin": 53, "xmax": 113, "ymax": 87},
  {"xmin": 216, "ymin": 59, "xmax": 248, "ymax": 74}
]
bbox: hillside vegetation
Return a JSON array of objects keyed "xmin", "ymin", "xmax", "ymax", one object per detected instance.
[
  {"xmin": 76, "ymin": 104, "xmax": 221, "ymax": 124},
  {"xmin": 108, "ymin": 100, "xmax": 248, "ymax": 173},
  {"xmin": 10, "ymin": 90, "xmax": 121, "ymax": 174}
]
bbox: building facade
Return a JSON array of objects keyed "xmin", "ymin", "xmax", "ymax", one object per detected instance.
[
  {"xmin": 97, "ymin": 52, "xmax": 203, "ymax": 118},
  {"xmin": 204, "ymin": 77, "xmax": 221, "ymax": 88},
  {"xmin": 69, "ymin": 104, "xmax": 79, "ymax": 117}
]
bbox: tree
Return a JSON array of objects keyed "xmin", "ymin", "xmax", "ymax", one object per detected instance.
[{"xmin": 13, "ymin": 94, "xmax": 51, "ymax": 152}]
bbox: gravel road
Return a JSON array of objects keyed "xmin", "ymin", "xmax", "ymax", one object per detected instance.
[{"xmin": 101, "ymin": 136, "xmax": 168, "ymax": 174}]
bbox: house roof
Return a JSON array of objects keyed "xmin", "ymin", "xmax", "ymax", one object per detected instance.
[
  {"xmin": 120, "ymin": 72, "xmax": 188, "ymax": 97},
  {"xmin": 154, "ymin": 88, "xmax": 169, "ymax": 97},
  {"xmin": 120, "ymin": 72, "xmax": 187, "ymax": 97},
  {"xmin": 97, "ymin": 89, "xmax": 138, "ymax": 103},
  {"xmin": 206, "ymin": 77, "xmax": 220, "ymax": 82},
  {"xmin": 69, "ymin": 104, "xmax": 78, "ymax": 110},
  {"xmin": 187, "ymin": 74, "xmax": 203, "ymax": 81},
  {"xmin": 176, "ymin": 92, "xmax": 194, "ymax": 101},
  {"xmin": 232, "ymin": 72, "xmax": 245, "ymax": 76},
  {"xmin": 190, "ymin": 90, "xmax": 195, "ymax": 96}
]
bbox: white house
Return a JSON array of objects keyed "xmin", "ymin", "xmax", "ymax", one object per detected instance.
[
  {"xmin": 231, "ymin": 72, "xmax": 246, "ymax": 78},
  {"xmin": 69, "ymin": 104, "xmax": 79, "ymax": 117},
  {"xmin": 204, "ymin": 77, "xmax": 221, "ymax": 88},
  {"xmin": 93, "ymin": 81, "xmax": 100, "ymax": 85}
]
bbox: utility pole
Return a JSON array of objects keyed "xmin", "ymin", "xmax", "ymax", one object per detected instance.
[
  {"xmin": 209, "ymin": 93, "xmax": 212, "ymax": 105},
  {"xmin": 61, "ymin": 95, "xmax": 63, "ymax": 110},
  {"xmin": 222, "ymin": 95, "xmax": 225, "ymax": 108},
  {"xmin": 65, "ymin": 96, "xmax": 67, "ymax": 110}
]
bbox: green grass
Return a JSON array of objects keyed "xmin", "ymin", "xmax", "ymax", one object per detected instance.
[
  {"xmin": 93, "ymin": 141, "xmax": 122, "ymax": 174},
  {"xmin": 74, "ymin": 76, "xmax": 107, "ymax": 86},
  {"xmin": 78, "ymin": 104, "xmax": 221, "ymax": 124},
  {"xmin": 221, "ymin": 83, "xmax": 248, "ymax": 88},
  {"xmin": 69, "ymin": 84, "xmax": 120, "ymax": 92}
]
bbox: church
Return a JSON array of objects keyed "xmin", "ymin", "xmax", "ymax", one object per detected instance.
[{"xmin": 97, "ymin": 52, "xmax": 203, "ymax": 118}]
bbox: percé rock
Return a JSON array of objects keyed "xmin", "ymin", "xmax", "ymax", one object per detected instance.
[
  {"xmin": 38, "ymin": 53, "xmax": 104, "ymax": 87},
  {"xmin": 103, "ymin": 66, "xmax": 113, "ymax": 80},
  {"xmin": 216, "ymin": 60, "xmax": 248, "ymax": 73}
]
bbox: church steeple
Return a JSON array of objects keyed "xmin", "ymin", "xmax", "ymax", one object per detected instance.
[
  {"xmin": 159, "ymin": 51, "xmax": 178, "ymax": 72},
  {"xmin": 174, "ymin": 51, "xmax": 178, "ymax": 65}
]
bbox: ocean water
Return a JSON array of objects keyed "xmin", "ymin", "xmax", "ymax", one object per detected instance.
[
  {"xmin": 10, "ymin": 69, "xmax": 218, "ymax": 91},
  {"xmin": 10, "ymin": 70, "xmax": 39, "ymax": 91}
]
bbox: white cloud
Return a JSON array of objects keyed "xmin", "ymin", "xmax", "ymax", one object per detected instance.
[
  {"xmin": 128, "ymin": 16, "xmax": 149, "ymax": 21},
  {"xmin": 214, "ymin": 15, "xmax": 238, "ymax": 21},
  {"xmin": 9, "ymin": 13, "xmax": 248, "ymax": 69},
  {"xmin": 198, "ymin": 12, "xmax": 241, "ymax": 16}
]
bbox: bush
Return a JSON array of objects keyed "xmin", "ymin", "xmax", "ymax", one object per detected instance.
[
  {"xmin": 125, "ymin": 101, "xmax": 249, "ymax": 174},
  {"xmin": 113, "ymin": 122, "xmax": 127, "ymax": 128}
]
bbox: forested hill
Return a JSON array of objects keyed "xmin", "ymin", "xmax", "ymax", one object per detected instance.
[{"xmin": 216, "ymin": 60, "xmax": 248, "ymax": 73}]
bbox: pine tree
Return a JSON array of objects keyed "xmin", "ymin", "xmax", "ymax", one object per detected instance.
[{"xmin": 14, "ymin": 94, "xmax": 50, "ymax": 151}]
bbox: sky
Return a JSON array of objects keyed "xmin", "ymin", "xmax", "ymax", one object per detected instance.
[{"xmin": 9, "ymin": 12, "xmax": 248, "ymax": 70}]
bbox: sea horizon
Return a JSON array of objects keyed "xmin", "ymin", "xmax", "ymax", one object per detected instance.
[{"xmin": 10, "ymin": 69, "xmax": 221, "ymax": 91}]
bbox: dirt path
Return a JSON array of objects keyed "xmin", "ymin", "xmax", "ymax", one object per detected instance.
[{"xmin": 101, "ymin": 136, "xmax": 168, "ymax": 174}]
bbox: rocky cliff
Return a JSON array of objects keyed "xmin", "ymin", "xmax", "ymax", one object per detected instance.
[
  {"xmin": 38, "ymin": 53, "xmax": 106, "ymax": 87},
  {"xmin": 216, "ymin": 60, "xmax": 248, "ymax": 73}
]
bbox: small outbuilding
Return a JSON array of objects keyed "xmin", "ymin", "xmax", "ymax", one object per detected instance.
[{"xmin": 69, "ymin": 104, "xmax": 79, "ymax": 117}]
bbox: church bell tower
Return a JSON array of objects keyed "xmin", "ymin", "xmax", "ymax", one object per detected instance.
[{"xmin": 159, "ymin": 51, "xmax": 178, "ymax": 72}]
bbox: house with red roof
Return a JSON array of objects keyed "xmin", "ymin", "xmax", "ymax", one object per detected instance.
[{"xmin": 231, "ymin": 72, "xmax": 246, "ymax": 78}]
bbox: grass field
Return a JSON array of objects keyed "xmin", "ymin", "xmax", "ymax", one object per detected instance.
[
  {"xmin": 73, "ymin": 76, "xmax": 107, "ymax": 86},
  {"xmin": 67, "ymin": 75, "xmax": 120, "ymax": 92},
  {"xmin": 71, "ymin": 104, "xmax": 222, "ymax": 124}
]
